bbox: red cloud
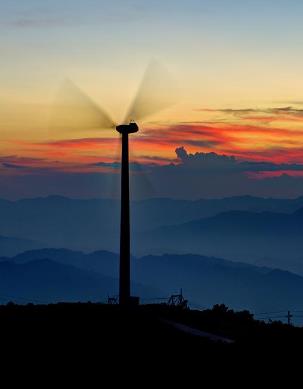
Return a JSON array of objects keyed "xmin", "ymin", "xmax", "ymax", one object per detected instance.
[{"xmin": 4, "ymin": 118, "xmax": 303, "ymax": 171}]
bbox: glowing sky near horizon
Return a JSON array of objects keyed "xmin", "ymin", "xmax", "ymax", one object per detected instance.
[{"xmin": 2, "ymin": 0, "xmax": 303, "ymax": 176}]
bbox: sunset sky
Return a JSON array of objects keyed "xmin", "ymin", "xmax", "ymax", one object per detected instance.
[{"xmin": 1, "ymin": 0, "xmax": 303, "ymax": 199}]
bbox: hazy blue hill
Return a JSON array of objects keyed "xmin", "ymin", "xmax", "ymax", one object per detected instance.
[
  {"xmin": 0, "ymin": 235, "xmax": 43, "ymax": 256},
  {"xmin": 133, "ymin": 253, "xmax": 303, "ymax": 312},
  {"xmin": 154, "ymin": 210, "xmax": 298, "ymax": 237},
  {"xmin": 2, "ymin": 196, "xmax": 303, "ymax": 273},
  {"xmin": 2, "ymin": 248, "xmax": 303, "ymax": 312},
  {"xmin": 0, "ymin": 199, "xmax": 12, "ymax": 207},
  {"xmin": 85, "ymin": 250, "xmax": 119, "ymax": 276},
  {"xmin": 13, "ymin": 248, "xmax": 88, "ymax": 264},
  {"xmin": 293, "ymin": 207, "xmax": 303, "ymax": 216},
  {"xmin": 0, "ymin": 259, "xmax": 117, "ymax": 303},
  {"xmin": 0, "ymin": 257, "xmax": 157, "ymax": 304},
  {"xmin": 13, "ymin": 248, "xmax": 120, "ymax": 278},
  {"xmin": 134, "ymin": 195, "xmax": 303, "ymax": 224},
  {"xmin": 133, "ymin": 196, "xmax": 303, "ymax": 231},
  {"xmin": 0, "ymin": 196, "xmax": 120, "ymax": 252},
  {"xmin": 1, "ymin": 195, "xmax": 303, "ymax": 256},
  {"xmin": 143, "ymin": 208, "xmax": 303, "ymax": 272}
]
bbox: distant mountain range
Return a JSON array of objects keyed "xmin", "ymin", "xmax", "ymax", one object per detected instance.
[
  {"xmin": 1, "ymin": 248, "xmax": 303, "ymax": 313},
  {"xmin": 0, "ymin": 253, "xmax": 157, "ymax": 304},
  {"xmin": 0, "ymin": 234, "xmax": 43, "ymax": 256},
  {"xmin": 0, "ymin": 259, "xmax": 116, "ymax": 303},
  {"xmin": 142, "ymin": 208, "xmax": 303, "ymax": 274},
  {"xmin": 1, "ymin": 195, "xmax": 303, "ymax": 273}
]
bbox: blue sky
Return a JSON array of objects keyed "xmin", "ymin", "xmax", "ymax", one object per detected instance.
[{"xmin": 2, "ymin": 0, "xmax": 303, "ymax": 106}]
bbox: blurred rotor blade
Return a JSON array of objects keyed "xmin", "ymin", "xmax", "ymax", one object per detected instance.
[
  {"xmin": 124, "ymin": 61, "xmax": 178, "ymax": 123},
  {"xmin": 129, "ymin": 147, "xmax": 158, "ymax": 200},
  {"xmin": 50, "ymin": 80, "xmax": 116, "ymax": 137},
  {"xmin": 107, "ymin": 135, "xmax": 122, "ymax": 199}
]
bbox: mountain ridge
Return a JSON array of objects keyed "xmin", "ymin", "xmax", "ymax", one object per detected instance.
[
  {"xmin": 1, "ymin": 248, "xmax": 303, "ymax": 313},
  {"xmin": 1, "ymin": 195, "xmax": 303, "ymax": 273}
]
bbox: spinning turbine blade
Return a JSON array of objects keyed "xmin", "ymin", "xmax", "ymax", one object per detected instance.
[
  {"xmin": 131, "ymin": 164, "xmax": 157, "ymax": 199},
  {"xmin": 50, "ymin": 80, "xmax": 116, "ymax": 137},
  {"xmin": 129, "ymin": 149, "xmax": 157, "ymax": 199},
  {"xmin": 125, "ymin": 61, "xmax": 178, "ymax": 123},
  {"xmin": 107, "ymin": 136, "xmax": 122, "ymax": 199}
]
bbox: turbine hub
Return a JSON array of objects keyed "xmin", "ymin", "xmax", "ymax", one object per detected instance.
[{"xmin": 116, "ymin": 122, "xmax": 139, "ymax": 134}]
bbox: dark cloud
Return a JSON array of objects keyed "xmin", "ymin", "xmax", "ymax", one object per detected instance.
[
  {"xmin": 92, "ymin": 161, "xmax": 157, "ymax": 171},
  {"xmin": 184, "ymin": 140, "xmax": 221, "ymax": 148},
  {"xmin": 175, "ymin": 147, "xmax": 303, "ymax": 173},
  {"xmin": 3, "ymin": 1, "xmax": 153, "ymax": 30},
  {"xmin": 0, "ymin": 156, "xmax": 47, "ymax": 171},
  {"xmin": 1, "ymin": 162, "xmax": 26, "ymax": 170},
  {"xmin": 175, "ymin": 147, "xmax": 236, "ymax": 170},
  {"xmin": 276, "ymin": 101, "xmax": 303, "ymax": 105},
  {"xmin": 92, "ymin": 162, "xmax": 121, "ymax": 170},
  {"xmin": 10, "ymin": 17, "xmax": 65, "ymax": 28},
  {"xmin": 143, "ymin": 148, "xmax": 303, "ymax": 199},
  {"xmin": 1, "ymin": 147, "xmax": 303, "ymax": 200},
  {"xmin": 175, "ymin": 147, "xmax": 188, "ymax": 161},
  {"xmin": 137, "ymin": 155, "xmax": 173, "ymax": 163},
  {"xmin": 240, "ymin": 161, "xmax": 303, "ymax": 172},
  {"xmin": 198, "ymin": 106, "xmax": 303, "ymax": 118},
  {"xmin": 0, "ymin": 156, "xmax": 44, "ymax": 163}
]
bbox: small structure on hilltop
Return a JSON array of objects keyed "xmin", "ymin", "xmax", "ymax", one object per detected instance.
[{"xmin": 167, "ymin": 289, "xmax": 188, "ymax": 309}]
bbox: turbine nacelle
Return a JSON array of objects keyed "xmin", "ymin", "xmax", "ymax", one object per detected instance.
[{"xmin": 116, "ymin": 122, "xmax": 139, "ymax": 134}]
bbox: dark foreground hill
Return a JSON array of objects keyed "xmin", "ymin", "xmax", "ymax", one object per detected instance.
[{"xmin": 1, "ymin": 302, "xmax": 302, "ymax": 375}]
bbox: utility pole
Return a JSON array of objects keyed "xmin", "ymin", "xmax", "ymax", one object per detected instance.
[{"xmin": 286, "ymin": 310, "xmax": 293, "ymax": 325}]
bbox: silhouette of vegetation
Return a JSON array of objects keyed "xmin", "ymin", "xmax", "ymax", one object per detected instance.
[{"xmin": 1, "ymin": 302, "xmax": 302, "ymax": 358}]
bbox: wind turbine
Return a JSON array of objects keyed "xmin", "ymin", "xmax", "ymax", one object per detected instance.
[{"xmin": 51, "ymin": 62, "xmax": 177, "ymax": 305}]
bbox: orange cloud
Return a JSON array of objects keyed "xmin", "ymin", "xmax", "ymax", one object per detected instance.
[{"xmin": 2, "ymin": 104, "xmax": 303, "ymax": 173}]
